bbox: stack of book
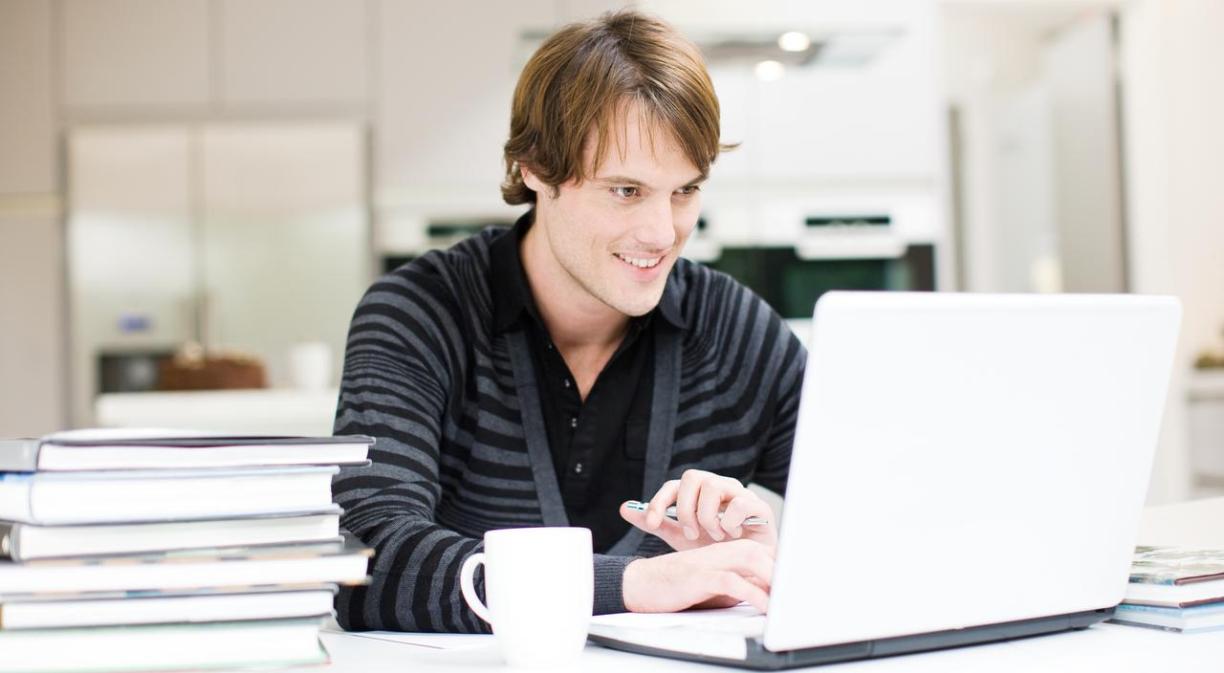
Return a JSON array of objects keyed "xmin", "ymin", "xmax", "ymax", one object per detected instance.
[
  {"xmin": 0, "ymin": 429, "xmax": 374, "ymax": 672},
  {"xmin": 1112, "ymin": 545, "xmax": 1224, "ymax": 633}
]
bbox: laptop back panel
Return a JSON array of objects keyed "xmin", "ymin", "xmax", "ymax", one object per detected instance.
[{"xmin": 765, "ymin": 292, "xmax": 1180, "ymax": 652}]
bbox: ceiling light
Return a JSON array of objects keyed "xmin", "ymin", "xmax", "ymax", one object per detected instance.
[
  {"xmin": 754, "ymin": 60, "xmax": 785, "ymax": 81},
  {"xmin": 777, "ymin": 31, "xmax": 811, "ymax": 52}
]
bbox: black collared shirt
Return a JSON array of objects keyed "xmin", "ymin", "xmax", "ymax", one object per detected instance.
[{"xmin": 489, "ymin": 210, "xmax": 685, "ymax": 553}]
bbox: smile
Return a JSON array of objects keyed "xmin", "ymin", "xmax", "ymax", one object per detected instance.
[{"xmin": 614, "ymin": 253, "xmax": 663, "ymax": 269}]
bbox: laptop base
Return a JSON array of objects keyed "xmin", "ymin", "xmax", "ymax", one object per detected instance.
[{"xmin": 588, "ymin": 607, "xmax": 1116, "ymax": 670}]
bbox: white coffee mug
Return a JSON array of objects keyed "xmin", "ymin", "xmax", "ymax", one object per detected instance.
[
  {"xmin": 287, "ymin": 341, "xmax": 332, "ymax": 391},
  {"xmin": 460, "ymin": 527, "xmax": 593, "ymax": 667}
]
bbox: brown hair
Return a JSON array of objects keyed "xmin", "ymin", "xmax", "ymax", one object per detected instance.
[{"xmin": 501, "ymin": 9, "xmax": 729, "ymax": 205}]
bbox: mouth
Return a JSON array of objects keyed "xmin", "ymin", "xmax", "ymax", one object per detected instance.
[{"xmin": 613, "ymin": 252, "xmax": 664, "ymax": 270}]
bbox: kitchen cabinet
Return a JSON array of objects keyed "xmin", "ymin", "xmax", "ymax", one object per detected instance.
[
  {"xmin": 61, "ymin": 0, "xmax": 371, "ymax": 112},
  {"xmin": 0, "ymin": 0, "xmax": 55, "ymax": 194},
  {"xmin": 61, "ymin": 0, "xmax": 211, "ymax": 109},
  {"xmin": 218, "ymin": 0, "xmax": 368, "ymax": 108},
  {"xmin": 373, "ymin": 0, "xmax": 554, "ymax": 203}
]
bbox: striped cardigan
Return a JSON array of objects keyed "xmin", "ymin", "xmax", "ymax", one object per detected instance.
[{"xmin": 332, "ymin": 227, "xmax": 806, "ymax": 633}]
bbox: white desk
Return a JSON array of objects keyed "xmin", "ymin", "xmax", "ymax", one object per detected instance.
[
  {"xmin": 302, "ymin": 498, "xmax": 1224, "ymax": 671},
  {"xmin": 310, "ymin": 623, "xmax": 1222, "ymax": 672}
]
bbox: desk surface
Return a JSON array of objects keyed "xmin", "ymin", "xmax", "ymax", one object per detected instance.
[
  {"xmin": 311, "ymin": 623, "xmax": 1224, "ymax": 673},
  {"xmin": 302, "ymin": 497, "xmax": 1224, "ymax": 671}
]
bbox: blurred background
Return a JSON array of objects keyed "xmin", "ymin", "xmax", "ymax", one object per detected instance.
[{"xmin": 1, "ymin": 0, "xmax": 1222, "ymax": 504}]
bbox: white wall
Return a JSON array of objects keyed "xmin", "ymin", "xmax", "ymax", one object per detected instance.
[
  {"xmin": 940, "ymin": 7, "xmax": 1055, "ymax": 293},
  {"xmin": 1121, "ymin": 0, "xmax": 1224, "ymax": 502},
  {"xmin": 61, "ymin": 0, "xmax": 212, "ymax": 109},
  {"xmin": 943, "ymin": 0, "xmax": 1224, "ymax": 502},
  {"xmin": 1043, "ymin": 13, "xmax": 1126, "ymax": 293}
]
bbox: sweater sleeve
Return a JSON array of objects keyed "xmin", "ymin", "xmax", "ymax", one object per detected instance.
[
  {"xmin": 331, "ymin": 274, "xmax": 491, "ymax": 633},
  {"xmin": 750, "ymin": 304, "xmax": 807, "ymax": 497},
  {"xmin": 331, "ymin": 272, "xmax": 636, "ymax": 631}
]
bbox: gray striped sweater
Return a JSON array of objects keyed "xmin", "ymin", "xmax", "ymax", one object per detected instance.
[{"xmin": 332, "ymin": 227, "xmax": 805, "ymax": 633}]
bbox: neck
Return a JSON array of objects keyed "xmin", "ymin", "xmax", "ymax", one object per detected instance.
[{"xmin": 520, "ymin": 215, "xmax": 629, "ymax": 351}]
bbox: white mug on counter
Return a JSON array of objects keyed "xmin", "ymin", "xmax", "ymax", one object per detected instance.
[
  {"xmin": 460, "ymin": 527, "xmax": 593, "ymax": 667},
  {"xmin": 287, "ymin": 341, "xmax": 332, "ymax": 391}
]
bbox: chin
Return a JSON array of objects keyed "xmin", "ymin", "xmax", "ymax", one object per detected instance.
[{"xmin": 611, "ymin": 291, "xmax": 665, "ymax": 318}]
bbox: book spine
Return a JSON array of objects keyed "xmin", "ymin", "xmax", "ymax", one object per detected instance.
[
  {"xmin": 1128, "ymin": 572, "xmax": 1180, "ymax": 586},
  {"xmin": 1117, "ymin": 603, "xmax": 1181, "ymax": 615},
  {"xmin": 0, "ymin": 522, "xmax": 13, "ymax": 561},
  {"xmin": 0, "ymin": 477, "xmax": 35, "ymax": 526},
  {"xmin": 0, "ymin": 439, "xmax": 41, "ymax": 472}
]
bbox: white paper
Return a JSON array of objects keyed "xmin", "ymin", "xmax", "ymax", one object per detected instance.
[
  {"xmin": 589, "ymin": 604, "xmax": 762, "ymax": 629},
  {"xmin": 323, "ymin": 629, "xmax": 495, "ymax": 652}
]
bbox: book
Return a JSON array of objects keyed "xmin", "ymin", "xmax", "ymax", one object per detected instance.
[
  {"xmin": 0, "ymin": 466, "xmax": 339, "ymax": 525},
  {"xmin": 1111, "ymin": 601, "xmax": 1224, "ymax": 633},
  {"xmin": 1125, "ymin": 546, "xmax": 1224, "ymax": 607},
  {"xmin": 0, "ymin": 617, "xmax": 328, "ymax": 672},
  {"xmin": 0, "ymin": 512, "xmax": 341, "ymax": 561},
  {"xmin": 0, "ymin": 585, "xmax": 336, "ymax": 630},
  {"xmin": 0, "ymin": 536, "xmax": 371, "ymax": 595},
  {"xmin": 0, "ymin": 428, "xmax": 372, "ymax": 471}
]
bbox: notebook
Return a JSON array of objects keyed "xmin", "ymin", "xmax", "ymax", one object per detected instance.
[
  {"xmin": 589, "ymin": 291, "xmax": 1182, "ymax": 669},
  {"xmin": 0, "ymin": 428, "xmax": 372, "ymax": 471}
]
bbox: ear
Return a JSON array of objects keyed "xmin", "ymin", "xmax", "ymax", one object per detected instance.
[{"xmin": 520, "ymin": 165, "xmax": 550, "ymax": 198}]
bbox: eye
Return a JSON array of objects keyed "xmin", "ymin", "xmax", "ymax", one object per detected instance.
[
  {"xmin": 675, "ymin": 185, "xmax": 702, "ymax": 197},
  {"xmin": 611, "ymin": 186, "xmax": 640, "ymax": 199}
]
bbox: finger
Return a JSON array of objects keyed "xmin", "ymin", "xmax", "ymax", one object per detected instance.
[
  {"xmin": 725, "ymin": 539, "xmax": 775, "ymax": 588},
  {"xmin": 619, "ymin": 501, "xmax": 649, "ymax": 528},
  {"xmin": 693, "ymin": 595, "xmax": 744, "ymax": 610},
  {"xmin": 696, "ymin": 483, "xmax": 729, "ymax": 541},
  {"xmin": 744, "ymin": 575, "xmax": 770, "ymax": 592},
  {"xmin": 650, "ymin": 526, "xmax": 692, "ymax": 551},
  {"xmin": 646, "ymin": 480, "xmax": 681, "ymax": 530},
  {"xmin": 712, "ymin": 571, "xmax": 770, "ymax": 613},
  {"xmin": 623, "ymin": 504, "xmax": 692, "ymax": 549},
  {"xmin": 719, "ymin": 494, "xmax": 771, "ymax": 538},
  {"xmin": 674, "ymin": 470, "xmax": 706, "ymax": 541}
]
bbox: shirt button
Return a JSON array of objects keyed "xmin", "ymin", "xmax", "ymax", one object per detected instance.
[
  {"xmin": 574, "ymin": 462, "xmax": 584, "ymax": 474},
  {"xmin": 547, "ymin": 343, "xmax": 555, "ymax": 351},
  {"xmin": 570, "ymin": 417, "xmax": 578, "ymax": 429},
  {"xmin": 563, "ymin": 379, "xmax": 571, "ymax": 389}
]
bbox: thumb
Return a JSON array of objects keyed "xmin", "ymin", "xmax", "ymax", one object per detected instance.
[
  {"xmin": 619, "ymin": 502, "xmax": 653, "ymax": 531},
  {"xmin": 620, "ymin": 502, "xmax": 689, "ymax": 549}
]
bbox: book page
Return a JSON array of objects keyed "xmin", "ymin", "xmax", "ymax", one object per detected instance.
[{"xmin": 46, "ymin": 428, "xmax": 228, "ymax": 442}]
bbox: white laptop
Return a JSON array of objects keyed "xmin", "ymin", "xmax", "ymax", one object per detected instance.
[{"xmin": 589, "ymin": 291, "xmax": 1181, "ymax": 669}]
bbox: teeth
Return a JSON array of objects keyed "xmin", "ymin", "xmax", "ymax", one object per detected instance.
[{"xmin": 615, "ymin": 253, "xmax": 662, "ymax": 269}]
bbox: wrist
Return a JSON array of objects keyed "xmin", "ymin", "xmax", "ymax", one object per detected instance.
[{"xmin": 622, "ymin": 558, "xmax": 649, "ymax": 612}]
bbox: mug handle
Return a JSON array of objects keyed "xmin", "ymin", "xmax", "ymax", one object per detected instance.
[{"xmin": 459, "ymin": 552, "xmax": 493, "ymax": 625}]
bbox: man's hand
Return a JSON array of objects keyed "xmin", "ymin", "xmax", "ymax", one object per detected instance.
[
  {"xmin": 620, "ymin": 469, "xmax": 778, "ymax": 552},
  {"xmin": 622, "ymin": 539, "xmax": 774, "ymax": 613}
]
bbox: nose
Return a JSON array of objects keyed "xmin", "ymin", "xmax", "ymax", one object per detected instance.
[{"xmin": 634, "ymin": 196, "xmax": 677, "ymax": 253}]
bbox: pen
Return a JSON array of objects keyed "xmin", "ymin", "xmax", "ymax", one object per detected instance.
[{"xmin": 624, "ymin": 500, "xmax": 769, "ymax": 526}]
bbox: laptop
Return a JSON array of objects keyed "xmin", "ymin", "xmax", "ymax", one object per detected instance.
[{"xmin": 588, "ymin": 291, "xmax": 1181, "ymax": 669}]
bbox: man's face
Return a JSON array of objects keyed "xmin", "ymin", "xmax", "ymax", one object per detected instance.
[{"xmin": 524, "ymin": 102, "xmax": 705, "ymax": 318}]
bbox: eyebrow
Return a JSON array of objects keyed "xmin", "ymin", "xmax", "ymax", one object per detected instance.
[{"xmin": 596, "ymin": 173, "xmax": 708, "ymax": 188}]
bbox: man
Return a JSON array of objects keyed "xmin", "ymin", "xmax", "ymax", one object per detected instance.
[{"xmin": 333, "ymin": 9, "xmax": 805, "ymax": 633}]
